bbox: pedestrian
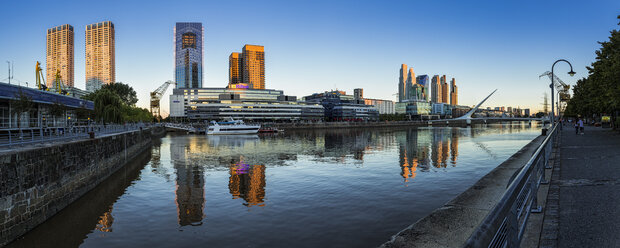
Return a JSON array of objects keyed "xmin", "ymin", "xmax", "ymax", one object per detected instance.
[
  {"xmin": 578, "ymin": 118, "xmax": 584, "ymax": 135},
  {"xmin": 575, "ymin": 118, "xmax": 580, "ymax": 135}
]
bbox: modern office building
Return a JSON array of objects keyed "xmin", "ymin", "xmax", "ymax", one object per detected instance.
[
  {"xmin": 46, "ymin": 24, "xmax": 74, "ymax": 88},
  {"xmin": 524, "ymin": 108, "xmax": 531, "ymax": 117},
  {"xmin": 406, "ymin": 68, "xmax": 415, "ymax": 100},
  {"xmin": 416, "ymin": 75, "xmax": 430, "ymax": 101},
  {"xmin": 450, "ymin": 78, "xmax": 458, "ymax": 105},
  {"xmin": 229, "ymin": 52, "xmax": 243, "ymax": 85},
  {"xmin": 227, "ymin": 45, "xmax": 265, "ymax": 89},
  {"xmin": 364, "ymin": 98, "xmax": 395, "ymax": 114},
  {"xmin": 354, "ymin": 88, "xmax": 363, "ymax": 100},
  {"xmin": 399, "ymin": 64, "xmax": 407, "ymax": 102},
  {"xmin": 304, "ymin": 90, "xmax": 379, "ymax": 121},
  {"xmin": 431, "ymin": 75, "xmax": 441, "ymax": 103},
  {"xmin": 170, "ymin": 88, "xmax": 323, "ymax": 121},
  {"xmin": 85, "ymin": 21, "xmax": 115, "ymax": 92},
  {"xmin": 174, "ymin": 22, "xmax": 203, "ymax": 89},
  {"xmin": 440, "ymin": 75, "xmax": 448, "ymax": 104}
]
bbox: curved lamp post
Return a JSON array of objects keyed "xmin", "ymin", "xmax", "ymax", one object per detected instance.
[{"xmin": 550, "ymin": 59, "xmax": 576, "ymax": 124}]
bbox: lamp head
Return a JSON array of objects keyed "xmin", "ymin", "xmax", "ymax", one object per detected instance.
[{"xmin": 568, "ymin": 70, "xmax": 576, "ymax": 77}]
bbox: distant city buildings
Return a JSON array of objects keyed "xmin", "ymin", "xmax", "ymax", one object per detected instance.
[
  {"xmin": 415, "ymin": 75, "xmax": 429, "ymax": 101},
  {"xmin": 85, "ymin": 21, "xmax": 115, "ymax": 92},
  {"xmin": 354, "ymin": 88, "xmax": 363, "ymax": 100},
  {"xmin": 46, "ymin": 24, "xmax": 74, "ymax": 88},
  {"xmin": 228, "ymin": 45, "xmax": 265, "ymax": 90},
  {"xmin": 399, "ymin": 64, "xmax": 407, "ymax": 102},
  {"xmin": 440, "ymin": 75, "xmax": 448, "ymax": 104},
  {"xmin": 174, "ymin": 22, "xmax": 204, "ymax": 89},
  {"xmin": 304, "ymin": 90, "xmax": 379, "ymax": 121},
  {"xmin": 431, "ymin": 75, "xmax": 441, "ymax": 103},
  {"xmin": 450, "ymin": 78, "xmax": 458, "ymax": 105}
]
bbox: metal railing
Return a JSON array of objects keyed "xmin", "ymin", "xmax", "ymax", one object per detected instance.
[
  {"xmin": 464, "ymin": 124, "xmax": 558, "ymax": 247},
  {"xmin": 0, "ymin": 123, "xmax": 152, "ymax": 149}
]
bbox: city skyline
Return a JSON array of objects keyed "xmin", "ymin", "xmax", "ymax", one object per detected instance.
[{"xmin": 1, "ymin": 0, "xmax": 619, "ymax": 114}]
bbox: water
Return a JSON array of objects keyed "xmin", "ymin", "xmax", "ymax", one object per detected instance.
[{"xmin": 9, "ymin": 124, "xmax": 541, "ymax": 248}]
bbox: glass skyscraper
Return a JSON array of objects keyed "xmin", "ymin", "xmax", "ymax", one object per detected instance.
[{"xmin": 174, "ymin": 22, "xmax": 203, "ymax": 88}]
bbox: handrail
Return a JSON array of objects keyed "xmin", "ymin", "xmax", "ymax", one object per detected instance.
[{"xmin": 464, "ymin": 124, "xmax": 558, "ymax": 247}]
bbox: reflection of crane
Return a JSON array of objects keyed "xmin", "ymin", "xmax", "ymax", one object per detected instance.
[
  {"xmin": 35, "ymin": 61, "xmax": 48, "ymax": 91},
  {"xmin": 150, "ymin": 80, "xmax": 174, "ymax": 121},
  {"xmin": 540, "ymin": 71, "xmax": 570, "ymax": 101}
]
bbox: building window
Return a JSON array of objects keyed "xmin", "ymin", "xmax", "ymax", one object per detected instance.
[{"xmin": 182, "ymin": 32, "xmax": 196, "ymax": 49}]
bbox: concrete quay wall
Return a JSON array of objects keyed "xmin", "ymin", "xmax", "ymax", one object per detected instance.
[
  {"xmin": 0, "ymin": 127, "xmax": 163, "ymax": 246},
  {"xmin": 381, "ymin": 134, "xmax": 545, "ymax": 248}
]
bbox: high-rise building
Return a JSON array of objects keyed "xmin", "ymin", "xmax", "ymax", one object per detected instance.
[
  {"xmin": 450, "ymin": 78, "xmax": 458, "ymax": 105},
  {"xmin": 229, "ymin": 52, "xmax": 243, "ymax": 85},
  {"xmin": 399, "ymin": 64, "xmax": 407, "ymax": 102},
  {"xmin": 416, "ymin": 75, "xmax": 429, "ymax": 101},
  {"xmin": 431, "ymin": 75, "xmax": 441, "ymax": 103},
  {"xmin": 85, "ymin": 21, "xmax": 115, "ymax": 91},
  {"xmin": 174, "ymin": 22, "xmax": 203, "ymax": 88},
  {"xmin": 440, "ymin": 75, "xmax": 449, "ymax": 104},
  {"xmin": 227, "ymin": 45, "xmax": 265, "ymax": 89},
  {"xmin": 242, "ymin": 45, "xmax": 265, "ymax": 89},
  {"xmin": 354, "ymin": 88, "xmax": 363, "ymax": 100},
  {"xmin": 46, "ymin": 24, "xmax": 74, "ymax": 88},
  {"xmin": 406, "ymin": 68, "xmax": 415, "ymax": 100}
]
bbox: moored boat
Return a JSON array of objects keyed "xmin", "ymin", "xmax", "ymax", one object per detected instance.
[{"xmin": 207, "ymin": 118, "xmax": 260, "ymax": 135}]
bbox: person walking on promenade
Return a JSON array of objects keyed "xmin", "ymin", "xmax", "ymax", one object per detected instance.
[
  {"xmin": 578, "ymin": 118, "xmax": 584, "ymax": 135},
  {"xmin": 575, "ymin": 118, "xmax": 580, "ymax": 135}
]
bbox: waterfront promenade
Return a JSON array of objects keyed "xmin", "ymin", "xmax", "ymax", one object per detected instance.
[{"xmin": 539, "ymin": 125, "xmax": 620, "ymax": 247}]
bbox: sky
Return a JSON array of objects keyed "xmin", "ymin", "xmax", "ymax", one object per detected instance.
[{"xmin": 1, "ymin": 0, "xmax": 619, "ymax": 115}]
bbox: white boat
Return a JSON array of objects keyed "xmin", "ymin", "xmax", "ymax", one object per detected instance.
[{"xmin": 206, "ymin": 118, "xmax": 261, "ymax": 135}]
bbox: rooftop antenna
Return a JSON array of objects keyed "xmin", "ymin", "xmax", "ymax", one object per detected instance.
[{"xmin": 6, "ymin": 61, "xmax": 12, "ymax": 85}]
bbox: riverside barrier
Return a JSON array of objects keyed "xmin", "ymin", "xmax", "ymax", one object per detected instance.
[
  {"xmin": 0, "ymin": 126, "xmax": 164, "ymax": 246},
  {"xmin": 382, "ymin": 125, "xmax": 557, "ymax": 247}
]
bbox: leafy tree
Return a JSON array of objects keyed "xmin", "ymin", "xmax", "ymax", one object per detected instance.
[
  {"xmin": 11, "ymin": 89, "xmax": 34, "ymax": 135},
  {"xmin": 102, "ymin": 82, "xmax": 138, "ymax": 106}
]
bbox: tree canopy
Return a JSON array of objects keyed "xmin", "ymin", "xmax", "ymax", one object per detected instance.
[
  {"xmin": 564, "ymin": 15, "xmax": 620, "ymax": 124},
  {"xmin": 83, "ymin": 84, "xmax": 152, "ymax": 123},
  {"xmin": 102, "ymin": 82, "xmax": 138, "ymax": 106}
]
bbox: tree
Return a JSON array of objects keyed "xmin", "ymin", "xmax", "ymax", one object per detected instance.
[
  {"xmin": 11, "ymin": 89, "xmax": 34, "ymax": 136},
  {"xmin": 102, "ymin": 82, "xmax": 138, "ymax": 106},
  {"xmin": 88, "ymin": 89, "xmax": 124, "ymax": 123}
]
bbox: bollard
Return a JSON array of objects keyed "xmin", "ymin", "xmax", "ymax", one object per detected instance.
[{"xmin": 541, "ymin": 128, "xmax": 547, "ymax": 136}]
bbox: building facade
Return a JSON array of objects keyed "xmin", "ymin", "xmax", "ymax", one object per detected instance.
[
  {"xmin": 406, "ymin": 68, "xmax": 415, "ymax": 101},
  {"xmin": 354, "ymin": 88, "xmax": 363, "ymax": 100},
  {"xmin": 174, "ymin": 22, "xmax": 203, "ymax": 88},
  {"xmin": 85, "ymin": 21, "xmax": 115, "ymax": 91},
  {"xmin": 304, "ymin": 91, "xmax": 379, "ymax": 121},
  {"xmin": 170, "ymin": 88, "xmax": 323, "ymax": 121},
  {"xmin": 431, "ymin": 75, "xmax": 441, "ymax": 103},
  {"xmin": 450, "ymin": 78, "xmax": 458, "ymax": 105},
  {"xmin": 242, "ymin": 45, "xmax": 265, "ymax": 89},
  {"xmin": 46, "ymin": 24, "xmax": 74, "ymax": 88},
  {"xmin": 364, "ymin": 98, "xmax": 395, "ymax": 114},
  {"xmin": 399, "ymin": 64, "xmax": 407, "ymax": 102},
  {"xmin": 229, "ymin": 52, "xmax": 243, "ymax": 85},
  {"xmin": 416, "ymin": 75, "xmax": 429, "ymax": 101},
  {"xmin": 440, "ymin": 75, "xmax": 448, "ymax": 104}
]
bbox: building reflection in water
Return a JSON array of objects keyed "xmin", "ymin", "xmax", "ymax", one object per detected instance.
[
  {"xmin": 171, "ymin": 141, "xmax": 206, "ymax": 226},
  {"xmin": 399, "ymin": 128, "xmax": 460, "ymax": 182},
  {"xmin": 95, "ymin": 207, "xmax": 114, "ymax": 233},
  {"xmin": 228, "ymin": 159, "xmax": 266, "ymax": 207}
]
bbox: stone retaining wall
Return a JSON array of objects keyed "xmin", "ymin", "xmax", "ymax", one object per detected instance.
[{"xmin": 0, "ymin": 127, "xmax": 161, "ymax": 246}]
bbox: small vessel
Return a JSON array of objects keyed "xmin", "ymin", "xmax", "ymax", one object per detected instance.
[
  {"xmin": 207, "ymin": 118, "xmax": 260, "ymax": 135},
  {"xmin": 258, "ymin": 125, "xmax": 281, "ymax": 133}
]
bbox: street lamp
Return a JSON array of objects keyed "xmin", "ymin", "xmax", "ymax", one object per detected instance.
[{"xmin": 550, "ymin": 59, "xmax": 575, "ymax": 125}]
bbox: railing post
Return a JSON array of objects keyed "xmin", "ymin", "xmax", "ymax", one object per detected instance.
[{"xmin": 508, "ymin": 203, "xmax": 520, "ymax": 247}]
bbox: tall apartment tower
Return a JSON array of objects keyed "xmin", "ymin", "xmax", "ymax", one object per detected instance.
[
  {"xmin": 416, "ymin": 75, "xmax": 430, "ymax": 101},
  {"xmin": 450, "ymin": 78, "xmax": 458, "ymax": 105},
  {"xmin": 440, "ymin": 75, "xmax": 449, "ymax": 103},
  {"xmin": 85, "ymin": 21, "xmax": 115, "ymax": 91},
  {"xmin": 174, "ymin": 22, "xmax": 203, "ymax": 88},
  {"xmin": 242, "ymin": 45, "xmax": 265, "ymax": 89},
  {"xmin": 354, "ymin": 88, "xmax": 363, "ymax": 100},
  {"xmin": 398, "ymin": 64, "xmax": 407, "ymax": 102},
  {"xmin": 46, "ymin": 24, "xmax": 74, "ymax": 88},
  {"xmin": 229, "ymin": 52, "xmax": 243, "ymax": 85},
  {"xmin": 406, "ymin": 68, "xmax": 415, "ymax": 100},
  {"xmin": 431, "ymin": 75, "xmax": 441, "ymax": 103}
]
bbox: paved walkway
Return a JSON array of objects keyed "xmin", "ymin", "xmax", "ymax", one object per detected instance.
[{"xmin": 540, "ymin": 125, "xmax": 620, "ymax": 247}]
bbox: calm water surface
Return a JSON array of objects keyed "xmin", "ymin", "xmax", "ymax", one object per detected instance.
[{"xmin": 9, "ymin": 124, "xmax": 541, "ymax": 248}]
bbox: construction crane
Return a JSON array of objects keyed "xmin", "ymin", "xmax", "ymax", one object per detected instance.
[
  {"xmin": 150, "ymin": 80, "xmax": 174, "ymax": 121},
  {"xmin": 35, "ymin": 61, "xmax": 48, "ymax": 91},
  {"xmin": 540, "ymin": 71, "xmax": 571, "ymax": 101},
  {"xmin": 53, "ymin": 69, "xmax": 69, "ymax": 95}
]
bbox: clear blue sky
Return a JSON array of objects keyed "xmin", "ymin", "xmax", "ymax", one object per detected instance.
[{"xmin": 1, "ymin": 0, "xmax": 619, "ymax": 114}]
